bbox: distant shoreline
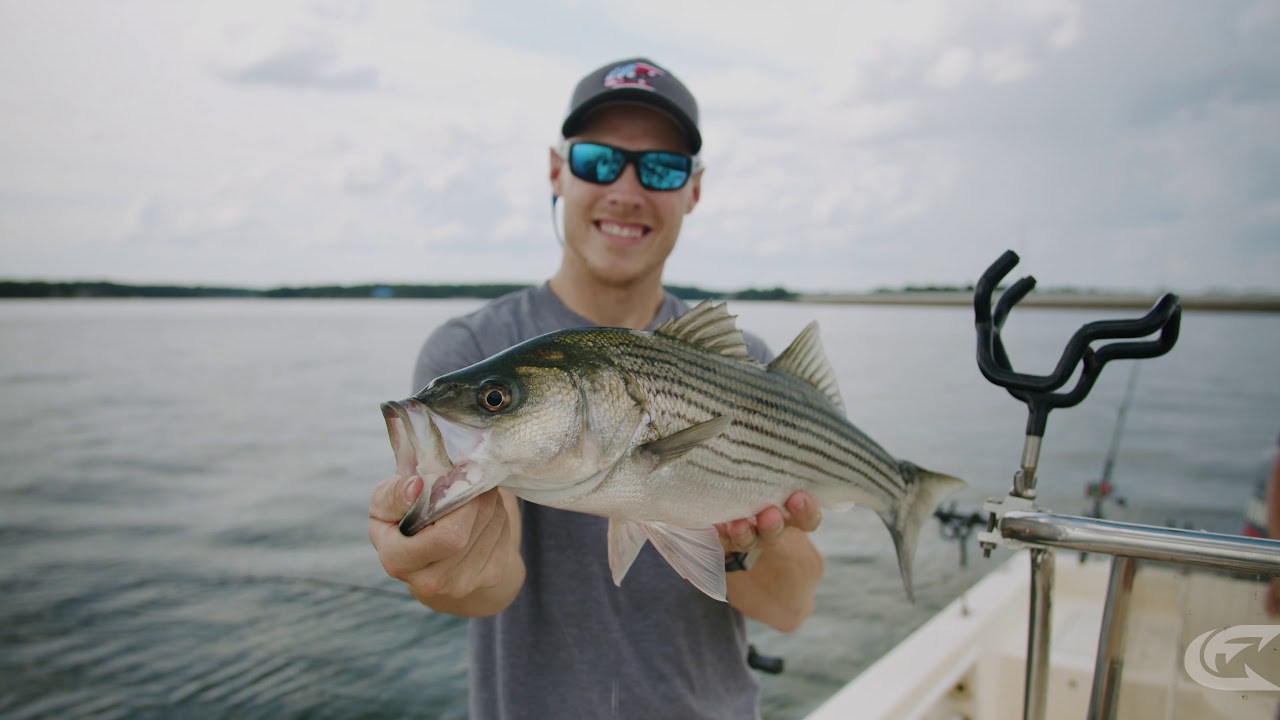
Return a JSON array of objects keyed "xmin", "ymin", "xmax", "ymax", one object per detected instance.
[
  {"xmin": 796, "ymin": 291, "xmax": 1280, "ymax": 313},
  {"xmin": 1, "ymin": 281, "xmax": 1276, "ymax": 312}
]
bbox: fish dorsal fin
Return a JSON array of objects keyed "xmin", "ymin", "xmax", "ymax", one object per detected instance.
[
  {"xmin": 768, "ymin": 321, "xmax": 846, "ymax": 412},
  {"xmin": 654, "ymin": 300, "xmax": 754, "ymax": 361}
]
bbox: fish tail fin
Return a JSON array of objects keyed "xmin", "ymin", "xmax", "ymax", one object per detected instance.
[{"xmin": 883, "ymin": 462, "xmax": 966, "ymax": 602}]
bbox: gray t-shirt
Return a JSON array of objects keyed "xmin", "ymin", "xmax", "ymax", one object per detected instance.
[{"xmin": 412, "ymin": 284, "xmax": 773, "ymax": 720}]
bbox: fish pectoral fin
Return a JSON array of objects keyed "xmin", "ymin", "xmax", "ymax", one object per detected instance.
[
  {"xmin": 607, "ymin": 518, "xmax": 649, "ymax": 586},
  {"xmin": 638, "ymin": 415, "xmax": 732, "ymax": 470},
  {"xmin": 638, "ymin": 522, "xmax": 728, "ymax": 602}
]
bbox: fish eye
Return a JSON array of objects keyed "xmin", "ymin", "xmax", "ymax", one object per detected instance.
[{"xmin": 477, "ymin": 383, "xmax": 512, "ymax": 413}]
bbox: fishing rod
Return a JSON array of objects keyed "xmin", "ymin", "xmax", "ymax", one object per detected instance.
[
  {"xmin": 1078, "ymin": 363, "xmax": 1140, "ymax": 562},
  {"xmin": 934, "ymin": 352, "xmax": 1146, "ymax": 566},
  {"xmin": 1086, "ymin": 363, "xmax": 1139, "ymax": 519}
]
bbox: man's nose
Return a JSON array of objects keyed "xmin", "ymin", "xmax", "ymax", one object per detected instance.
[{"xmin": 604, "ymin": 162, "xmax": 646, "ymax": 207}]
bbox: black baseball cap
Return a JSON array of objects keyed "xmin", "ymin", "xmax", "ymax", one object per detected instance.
[{"xmin": 561, "ymin": 58, "xmax": 702, "ymax": 154}]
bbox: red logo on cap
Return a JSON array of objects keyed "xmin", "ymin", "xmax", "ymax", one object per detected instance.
[{"xmin": 604, "ymin": 62, "xmax": 664, "ymax": 90}]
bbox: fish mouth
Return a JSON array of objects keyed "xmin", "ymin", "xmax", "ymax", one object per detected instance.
[{"xmin": 380, "ymin": 399, "xmax": 496, "ymax": 536}]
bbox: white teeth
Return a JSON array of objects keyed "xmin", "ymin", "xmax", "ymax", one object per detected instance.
[{"xmin": 598, "ymin": 221, "xmax": 644, "ymax": 238}]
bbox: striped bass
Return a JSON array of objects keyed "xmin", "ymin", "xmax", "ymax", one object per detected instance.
[{"xmin": 380, "ymin": 301, "xmax": 963, "ymax": 601}]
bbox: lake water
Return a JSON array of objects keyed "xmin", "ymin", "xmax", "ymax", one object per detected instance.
[{"xmin": 1, "ymin": 299, "xmax": 1277, "ymax": 719}]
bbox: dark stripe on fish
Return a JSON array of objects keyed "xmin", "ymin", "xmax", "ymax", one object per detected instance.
[{"xmin": 625, "ymin": 347, "xmax": 906, "ymax": 499}]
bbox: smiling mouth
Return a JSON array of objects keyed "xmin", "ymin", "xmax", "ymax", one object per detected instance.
[{"xmin": 595, "ymin": 220, "xmax": 650, "ymax": 240}]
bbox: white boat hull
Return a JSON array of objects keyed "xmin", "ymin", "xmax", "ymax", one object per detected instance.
[{"xmin": 806, "ymin": 552, "xmax": 1279, "ymax": 719}]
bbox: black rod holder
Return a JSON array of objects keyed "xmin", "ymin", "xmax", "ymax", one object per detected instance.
[{"xmin": 974, "ymin": 250, "xmax": 1181, "ymax": 438}]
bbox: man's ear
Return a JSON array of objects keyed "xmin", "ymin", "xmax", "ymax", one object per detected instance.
[
  {"xmin": 549, "ymin": 146, "xmax": 564, "ymax": 198},
  {"xmin": 685, "ymin": 168, "xmax": 703, "ymax": 214}
]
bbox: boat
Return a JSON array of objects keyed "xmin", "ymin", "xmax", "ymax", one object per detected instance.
[
  {"xmin": 806, "ymin": 251, "xmax": 1280, "ymax": 720},
  {"xmin": 806, "ymin": 554, "xmax": 1278, "ymax": 719}
]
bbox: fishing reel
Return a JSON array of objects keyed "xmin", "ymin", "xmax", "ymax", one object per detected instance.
[
  {"xmin": 935, "ymin": 503, "xmax": 987, "ymax": 567},
  {"xmin": 972, "ymin": 250, "xmax": 1181, "ymax": 557},
  {"xmin": 1084, "ymin": 478, "xmax": 1127, "ymax": 520}
]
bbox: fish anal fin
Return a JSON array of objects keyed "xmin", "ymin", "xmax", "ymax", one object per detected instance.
[
  {"xmin": 654, "ymin": 300, "xmax": 754, "ymax": 361},
  {"xmin": 768, "ymin": 321, "xmax": 845, "ymax": 412},
  {"xmin": 607, "ymin": 518, "xmax": 649, "ymax": 586},
  {"xmin": 639, "ymin": 415, "xmax": 732, "ymax": 470},
  {"xmin": 639, "ymin": 522, "xmax": 727, "ymax": 602}
]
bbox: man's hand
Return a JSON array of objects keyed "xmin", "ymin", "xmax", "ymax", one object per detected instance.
[
  {"xmin": 716, "ymin": 491, "xmax": 823, "ymax": 553},
  {"xmin": 715, "ymin": 491, "xmax": 824, "ymax": 633},
  {"xmin": 368, "ymin": 474, "xmax": 525, "ymax": 617}
]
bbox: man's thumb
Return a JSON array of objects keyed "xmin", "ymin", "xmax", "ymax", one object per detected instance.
[{"xmin": 369, "ymin": 474, "xmax": 423, "ymax": 523}]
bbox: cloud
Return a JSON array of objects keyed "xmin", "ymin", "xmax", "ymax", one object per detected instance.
[
  {"xmin": 681, "ymin": 1, "xmax": 1280, "ymax": 292},
  {"xmin": 306, "ymin": 0, "xmax": 374, "ymax": 23},
  {"xmin": 979, "ymin": 46, "xmax": 1034, "ymax": 85},
  {"xmin": 335, "ymin": 150, "xmax": 405, "ymax": 194},
  {"xmin": 215, "ymin": 30, "xmax": 378, "ymax": 90},
  {"xmin": 1, "ymin": 1, "xmax": 1276, "ymax": 292},
  {"xmin": 1251, "ymin": 196, "xmax": 1280, "ymax": 224},
  {"xmin": 1049, "ymin": 4, "xmax": 1081, "ymax": 48},
  {"xmin": 928, "ymin": 47, "xmax": 974, "ymax": 89},
  {"xmin": 124, "ymin": 194, "xmax": 251, "ymax": 244},
  {"xmin": 493, "ymin": 214, "xmax": 531, "ymax": 240},
  {"xmin": 191, "ymin": 1, "xmax": 382, "ymax": 91},
  {"xmin": 1236, "ymin": 0, "xmax": 1280, "ymax": 35}
]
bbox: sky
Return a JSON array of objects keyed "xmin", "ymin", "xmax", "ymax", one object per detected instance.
[{"xmin": 0, "ymin": 0, "xmax": 1277, "ymax": 293}]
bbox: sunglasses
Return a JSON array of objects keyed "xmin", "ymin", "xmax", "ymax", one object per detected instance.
[{"xmin": 560, "ymin": 141, "xmax": 701, "ymax": 191}]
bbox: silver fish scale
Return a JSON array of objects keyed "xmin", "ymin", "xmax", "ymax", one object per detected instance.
[
  {"xmin": 389, "ymin": 316, "xmax": 962, "ymax": 600},
  {"xmin": 597, "ymin": 330, "xmax": 908, "ymax": 512}
]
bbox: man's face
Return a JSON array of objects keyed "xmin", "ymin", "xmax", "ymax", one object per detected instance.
[{"xmin": 550, "ymin": 103, "xmax": 702, "ymax": 289}]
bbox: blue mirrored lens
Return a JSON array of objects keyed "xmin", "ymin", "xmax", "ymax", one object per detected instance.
[
  {"xmin": 567, "ymin": 143, "xmax": 692, "ymax": 190},
  {"xmin": 637, "ymin": 153, "xmax": 691, "ymax": 191},
  {"xmin": 569, "ymin": 144, "xmax": 625, "ymax": 184}
]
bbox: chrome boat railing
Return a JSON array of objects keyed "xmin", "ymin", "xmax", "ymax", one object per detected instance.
[{"xmin": 968, "ymin": 251, "xmax": 1280, "ymax": 720}]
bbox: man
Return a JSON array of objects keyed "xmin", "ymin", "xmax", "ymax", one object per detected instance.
[
  {"xmin": 368, "ymin": 57, "xmax": 824, "ymax": 719},
  {"xmin": 1258, "ymin": 434, "xmax": 1280, "ymax": 616}
]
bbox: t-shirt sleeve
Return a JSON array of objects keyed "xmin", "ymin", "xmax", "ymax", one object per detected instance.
[
  {"xmin": 411, "ymin": 318, "xmax": 486, "ymax": 393},
  {"xmin": 743, "ymin": 330, "xmax": 774, "ymax": 365}
]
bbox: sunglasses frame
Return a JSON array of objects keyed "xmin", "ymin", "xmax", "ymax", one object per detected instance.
[{"xmin": 557, "ymin": 141, "xmax": 703, "ymax": 192}]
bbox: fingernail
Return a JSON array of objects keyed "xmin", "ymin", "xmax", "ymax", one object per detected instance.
[{"xmin": 403, "ymin": 476, "xmax": 422, "ymax": 503}]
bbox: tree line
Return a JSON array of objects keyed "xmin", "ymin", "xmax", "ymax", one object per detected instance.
[{"xmin": 0, "ymin": 281, "xmax": 797, "ymax": 302}]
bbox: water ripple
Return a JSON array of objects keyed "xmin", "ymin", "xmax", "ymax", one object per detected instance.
[
  {"xmin": 1, "ymin": 567, "xmax": 468, "ymax": 719},
  {"xmin": 2, "ymin": 300, "xmax": 1273, "ymax": 720}
]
